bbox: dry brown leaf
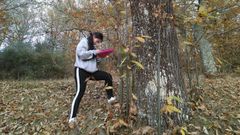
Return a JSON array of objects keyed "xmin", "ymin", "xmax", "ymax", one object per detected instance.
[
  {"xmin": 109, "ymin": 119, "xmax": 129, "ymax": 133},
  {"xmin": 198, "ymin": 104, "xmax": 207, "ymax": 110},
  {"xmin": 132, "ymin": 126, "xmax": 155, "ymax": 135},
  {"xmin": 129, "ymin": 101, "xmax": 137, "ymax": 116}
]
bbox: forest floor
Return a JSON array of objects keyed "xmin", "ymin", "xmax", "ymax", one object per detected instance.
[
  {"xmin": 0, "ymin": 74, "xmax": 239, "ymax": 135},
  {"xmin": 186, "ymin": 75, "xmax": 240, "ymax": 135}
]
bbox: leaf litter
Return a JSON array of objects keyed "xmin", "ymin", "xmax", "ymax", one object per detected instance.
[
  {"xmin": 187, "ymin": 75, "xmax": 240, "ymax": 134},
  {"xmin": 0, "ymin": 75, "xmax": 240, "ymax": 134},
  {"xmin": 0, "ymin": 79, "xmax": 133, "ymax": 135}
]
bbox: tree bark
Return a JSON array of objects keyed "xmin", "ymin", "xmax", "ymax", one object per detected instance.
[
  {"xmin": 193, "ymin": 24, "xmax": 217, "ymax": 74},
  {"xmin": 130, "ymin": 0, "xmax": 188, "ymax": 132},
  {"xmin": 193, "ymin": 0, "xmax": 217, "ymax": 74}
]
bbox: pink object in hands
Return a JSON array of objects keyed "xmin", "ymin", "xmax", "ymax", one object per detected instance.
[{"xmin": 97, "ymin": 48, "xmax": 114, "ymax": 58}]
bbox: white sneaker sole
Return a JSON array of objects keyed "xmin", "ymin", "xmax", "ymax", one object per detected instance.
[{"xmin": 108, "ymin": 97, "xmax": 116, "ymax": 104}]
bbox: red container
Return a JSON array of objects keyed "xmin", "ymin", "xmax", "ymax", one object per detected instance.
[{"xmin": 97, "ymin": 48, "xmax": 114, "ymax": 58}]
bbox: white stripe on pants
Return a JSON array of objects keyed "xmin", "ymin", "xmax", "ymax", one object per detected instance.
[{"xmin": 69, "ymin": 68, "xmax": 80, "ymax": 119}]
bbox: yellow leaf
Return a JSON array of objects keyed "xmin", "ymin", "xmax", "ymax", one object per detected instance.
[
  {"xmin": 131, "ymin": 60, "xmax": 144, "ymax": 69},
  {"xmin": 184, "ymin": 41, "xmax": 193, "ymax": 46},
  {"xmin": 180, "ymin": 129, "xmax": 185, "ymax": 135},
  {"xmin": 199, "ymin": 6, "xmax": 208, "ymax": 17},
  {"xmin": 120, "ymin": 73, "xmax": 126, "ymax": 78},
  {"xmin": 180, "ymin": 127, "xmax": 187, "ymax": 135},
  {"xmin": 132, "ymin": 93, "xmax": 138, "ymax": 100},
  {"xmin": 119, "ymin": 57, "xmax": 127, "ymax": 67},
  {"xmin": 216, "ymin": 57, "xmax": 223, "ymax": 65},
  {"xmin": 167, "ymin": 97, "xmax": 173, "ymax": 105},
  {"xmin": 168, "ymin": 105, "xmax": 182, "ymax": 113},
  {"xmin": 161, "ymin": 105, "xmax": 182, "ymax": 114},
  {"xmin": 135, "ymin": 37, "xmax": 145, "ymax": 43},
  {"xmin": 105, "ymin": 86, "xmax": 113, "ymax": 90},
  {"xmin": 141, "ymin": 35, "xmax": 151, "ymax": 39},
  {"xmin": 168, "ymin": 96, "xmax": 183, "ymax": 103},
  {"xmin": 166, "ymin": 96, "xmax": 182, "ymax": 105},
  {"xmin": 130, "ymin": 52, "xmax": 137, "ymax": 58},
  {"xmin": 120, "ymin": 11, "xmax": 126, "ymax": 15}
]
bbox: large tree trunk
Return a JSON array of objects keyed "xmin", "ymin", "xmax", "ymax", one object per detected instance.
[{"xmin": 130, "ymin": 0, "xmax": 188, "ymax": 132}]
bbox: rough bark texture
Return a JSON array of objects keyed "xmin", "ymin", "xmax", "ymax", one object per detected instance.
[{"xmin": 130, "ymin": 0, "xmax": 188, "ymax": 131}]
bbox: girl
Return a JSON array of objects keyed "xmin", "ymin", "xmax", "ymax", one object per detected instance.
[{"xmin": 69, "ymin": 32, "xmax": 116, "ymax": 125}]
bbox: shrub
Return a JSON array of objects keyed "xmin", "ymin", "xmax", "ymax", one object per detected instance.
[{"xmin": 0, "ymin": 41, "xmax": 72, "ymax": 80}]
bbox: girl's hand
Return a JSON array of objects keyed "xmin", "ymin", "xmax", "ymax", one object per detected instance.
[{"xmin": 95, "ymin": 50, "xmax": 101, "ymax": 54}]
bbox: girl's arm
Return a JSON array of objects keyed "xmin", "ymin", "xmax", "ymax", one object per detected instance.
[{"xmin": 76, "ymin": 39, "xmax": 99, "ymax": 60}]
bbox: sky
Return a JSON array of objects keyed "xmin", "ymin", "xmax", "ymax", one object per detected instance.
[{"xmin": 0, "ymin": 0, "xmax": 54, "ymax": 49}]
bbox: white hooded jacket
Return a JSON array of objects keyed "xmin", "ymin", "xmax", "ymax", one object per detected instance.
[{"xmin": 74, "ymin": 38, "xmax": 98, "ymax": 73}]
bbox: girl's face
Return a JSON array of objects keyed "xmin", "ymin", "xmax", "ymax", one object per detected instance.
[{"xmin": 93, "ymin": 36, "xmax": 102, "ymax": 45}]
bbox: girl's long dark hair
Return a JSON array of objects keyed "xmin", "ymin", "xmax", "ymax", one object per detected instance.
[{"xmin": 87, "ymin": 32, "xmax": 103, "ymax": 50}]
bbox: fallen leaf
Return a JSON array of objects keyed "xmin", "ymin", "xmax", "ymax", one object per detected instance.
[
  {"xmin": 132, "ymin": 93, "xmax": 138, "ymax": 100},
  {"xmin": 161, "ymin": 104, "xmax": 182, "ymax": 114},
  {"xmin": 132, "ymin": 126, "xmax": 155, "ymax": 135},
  {"xmin": 135, "ymin": 36, "xmax": 145, "ymax": 43},
  {"xmin": 203, "ymin": 126, "xmax": 209, "ymax": 135}
]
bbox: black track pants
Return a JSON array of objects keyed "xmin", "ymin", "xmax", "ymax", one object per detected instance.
[{"xmin": 69, "ymin": 67, "xmax": 114, "ymax": 119}]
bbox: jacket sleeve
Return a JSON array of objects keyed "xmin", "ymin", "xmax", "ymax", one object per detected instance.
[{"xmin": 76, "ymin": 39, "xmax": 97, "ymax": 60}]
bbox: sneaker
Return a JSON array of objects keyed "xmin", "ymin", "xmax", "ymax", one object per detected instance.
[
  {"xmin": 68, "ymin": 117, "xmax": 77, "ymax": 129},
  {"xmin": 108, "ymin": 96, "xmax": 116, "ymax": 104}
]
